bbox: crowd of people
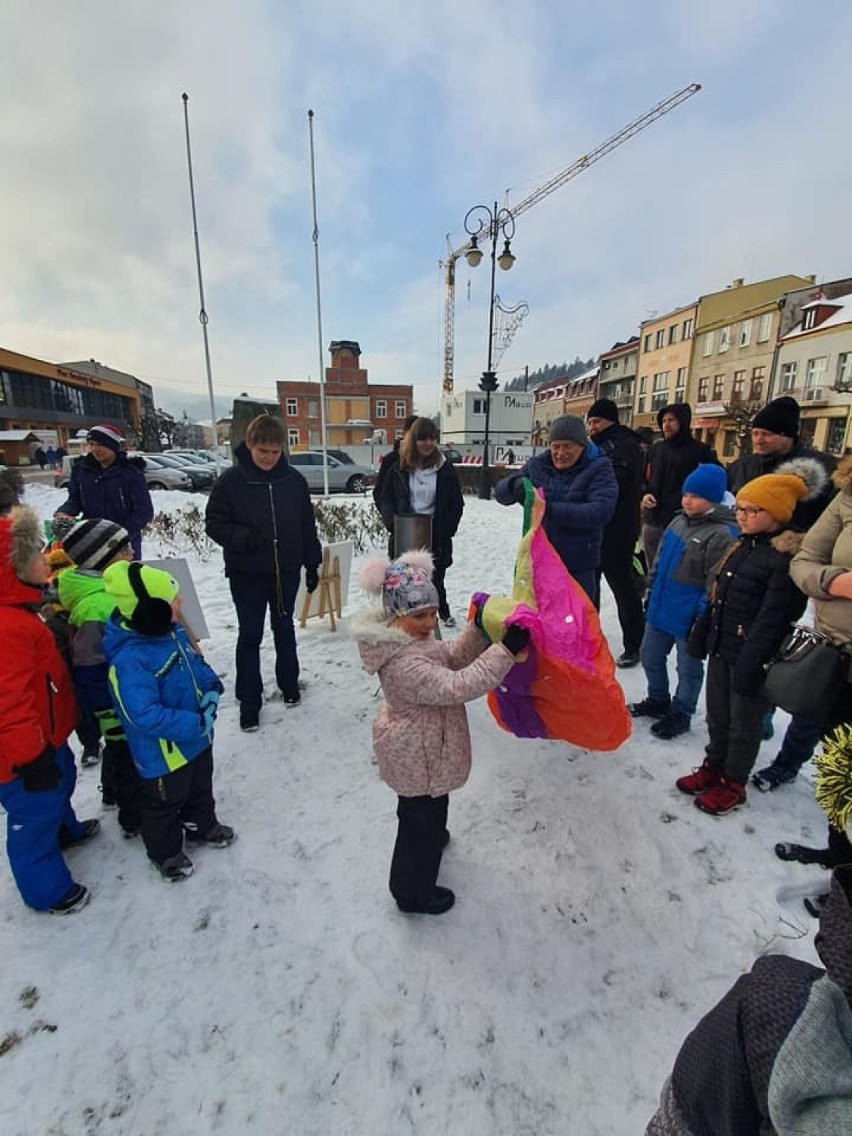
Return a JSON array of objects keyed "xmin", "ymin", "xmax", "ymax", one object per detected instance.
[{"xmin": 1, "ymin": 403, "xmax": 851, "ymax": 1127}]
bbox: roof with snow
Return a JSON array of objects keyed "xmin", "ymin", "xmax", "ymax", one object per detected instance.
[{"xmin": 783, "ymin": 291, "xmax": 852, "ymax": 339}]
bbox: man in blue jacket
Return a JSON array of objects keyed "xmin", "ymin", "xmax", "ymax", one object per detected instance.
[
  {"xmin": 54, "ymin": 426, "xmax": 154, "ymax": 559},
  {"xmin": 494, "ymin": 414, "xmax": 617, "ymax": 606}
]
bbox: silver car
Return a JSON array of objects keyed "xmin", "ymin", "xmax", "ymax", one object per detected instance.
[
  {"xmin": 288, "ymin": 452, "xmax": 375, "ymax": 494},
  {"xmin": 55, "ymin": 454, "xmax": 192, "ymax": 491}
]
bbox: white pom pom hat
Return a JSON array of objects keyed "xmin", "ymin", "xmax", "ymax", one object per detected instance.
[{"xmin": 360, "ymin": 549, "xmax": 439, "ymax": 621}]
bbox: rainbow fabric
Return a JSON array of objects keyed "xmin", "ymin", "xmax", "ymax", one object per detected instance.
[{"xmin": 471, "ymin": 483, "xmax": 631, "ymax": 751}]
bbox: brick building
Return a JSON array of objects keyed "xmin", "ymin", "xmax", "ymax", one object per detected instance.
[{"xmin": 276, "ymin": 341, "xmax": 413, "ymax": 450}]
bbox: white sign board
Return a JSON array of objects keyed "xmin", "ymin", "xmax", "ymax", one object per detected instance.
[
  {"xmin": 144, "ymin": 557, "xmax": 210, "ymax": 641},
  {"xmin": 295, "ymin": 541, "xmax": 353, "ymax": 619}
]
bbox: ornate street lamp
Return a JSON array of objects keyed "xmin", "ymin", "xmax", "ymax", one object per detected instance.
[{"xmin": 463, "ymin": 202, "xmax": 516, "ymax": 498}]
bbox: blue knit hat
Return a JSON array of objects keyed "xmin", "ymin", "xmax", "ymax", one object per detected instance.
[{"xmin": 682, "ymin": 463, "xmax": 727, "ymax": 504}]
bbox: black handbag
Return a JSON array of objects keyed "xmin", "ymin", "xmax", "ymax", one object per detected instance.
[{"xmin": 763, "ymin": 625, "xmax": 850, "ymax": 719}]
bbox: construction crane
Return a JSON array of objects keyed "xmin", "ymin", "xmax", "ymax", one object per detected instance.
[{"xmin": 441, "ymin": 81, "xmax": 701, "ymax": 394}]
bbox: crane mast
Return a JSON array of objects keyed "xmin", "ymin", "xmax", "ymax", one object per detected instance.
[{"xmin": 441, "ymin": 81, "xmax": 701, "ymax": 394}]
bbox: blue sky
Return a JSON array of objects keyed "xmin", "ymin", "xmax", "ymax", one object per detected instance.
[{"xmin": 1, "ymin": 0, "xmax": 851, "ymax": 420}]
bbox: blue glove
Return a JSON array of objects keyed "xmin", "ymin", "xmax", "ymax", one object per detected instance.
[{"xmin": 200, "ymin": 690, "xmax": 220, "ymax": 734}]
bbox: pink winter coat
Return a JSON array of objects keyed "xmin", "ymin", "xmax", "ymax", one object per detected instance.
[{"xmin": 351, "ymin": 609, "xmax": 516, "ymax": 797}]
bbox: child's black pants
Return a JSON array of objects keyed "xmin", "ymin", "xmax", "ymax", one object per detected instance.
[
  {"xmin": 141, "ymin": 747, "xmax": 217, "ymax": 865},
  {"xmin": 389, "ymin": 794, "xmax": 448, "ymax": 909}
]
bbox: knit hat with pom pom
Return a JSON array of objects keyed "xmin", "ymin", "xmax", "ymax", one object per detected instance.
[{"xmin": 360, "ymin": 549, "xmax": 439, "ymax": 621}]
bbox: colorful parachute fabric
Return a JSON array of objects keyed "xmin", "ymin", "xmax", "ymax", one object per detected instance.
[{"xmin": 472, "ymin": 483, "xmax": 631, "ymax": 751}]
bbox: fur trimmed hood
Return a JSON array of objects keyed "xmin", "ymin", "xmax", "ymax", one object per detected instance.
[
  {"xmin": 833, "ymin": 455, "xmax": 852, "ymax": 495},
  {"xmin": 0, "ymin": 506, "xmax": 45, "ymax": 607},
  {"xmin": 770, "ymin": 528, "xmax": 805, "ymax": 556},
  {"xmin": 775, "ymin": 455, "xmax": 831, "ymax": 502},
  {"xmin": 349, "ymin": 606, "xmax": 414, "ymax": 674}
]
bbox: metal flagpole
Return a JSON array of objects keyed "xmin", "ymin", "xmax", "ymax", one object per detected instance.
[
  {"xmin": 181, "ymin": 93, "xmax": 219, "ymax": 469},
  {"xmin": 307, "ymin": 109, "xmax": 330, "ymax": 496}
]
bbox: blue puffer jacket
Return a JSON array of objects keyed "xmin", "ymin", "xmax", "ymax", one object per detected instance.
[
  {"xmin": 645, "ymin": 507, "xmax": 738, "ymax": 639},
  {"xmin": 494, "ymin": 444, "xmax": 618, "ymax": 572},
  {"xmin": 103, "ymin": 615, "xmax": 224, "ymax": 779},
  {"xmin": 56, "ymin": 453, "xmax": 154, "ymax": 558}
]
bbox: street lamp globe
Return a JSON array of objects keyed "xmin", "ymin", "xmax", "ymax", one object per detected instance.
[{"xmin": 497, "ymin": 240, "xmax": 516, "ymax": 271}]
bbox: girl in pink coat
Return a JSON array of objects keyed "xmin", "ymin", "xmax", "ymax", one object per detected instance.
[{"xmin": 352, "ymin": 550, "xmax": 528, "ymax": 915}]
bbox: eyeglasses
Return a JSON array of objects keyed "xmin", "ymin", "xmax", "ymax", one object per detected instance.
[{"xmin": 734, "ymin": 505, "xmax": 765, "ymax": 517}]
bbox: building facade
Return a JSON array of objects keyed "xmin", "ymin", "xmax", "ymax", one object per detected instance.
[
  {"xmin": 277, "ymin": 341, "xmax": 413, "ymax": 450},
  {"xmin": 633, "ymin": 303, "xmax": 697, "ymax": 432},
  {"xmin": 441, "ymin": 389, "xmax": 533, "ymax": 452},
  {"xmin": 0, "ymin": 346, "xmax": 141, "ymax": 452},
  {"xmin": 531, "ymin": 364, "xmax": 600, "ymax": 444},
  {"xmin": 597, "ymin": 338, "xmax": 639, "ymax": 427}
]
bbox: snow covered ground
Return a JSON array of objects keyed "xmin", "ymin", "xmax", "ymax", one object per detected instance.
[{"xmin": 1, "ymin": 485, "xmax": 831, "ymax": 1135}]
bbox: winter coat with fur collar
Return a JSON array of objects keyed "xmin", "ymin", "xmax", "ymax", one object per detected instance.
[{"xmin": 351, "ymin": 611, "xmax": 515, "ymax": 797}]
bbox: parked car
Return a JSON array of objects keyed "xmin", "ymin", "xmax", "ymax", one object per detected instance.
[
  {"xmin": 442, "ymin": 447, "xmax": 463, "ymax": 464},
  {"xmin": 55, "ymin": 454, "xmax": 192, "ymax": 492},
  {"xmin": 166, "ymin": 449, "xmax": 231, "ymax": 473},
  {"xmin": 324, "ymin": 448, "xmax": 355, "ymax": 465},
  {"xmin": 288, "ymin": 452, "xmax": 375, "ymax": 494},
  {"xmin": 144, "ymin": 452, "xmax": 215, "ymax": 490}
]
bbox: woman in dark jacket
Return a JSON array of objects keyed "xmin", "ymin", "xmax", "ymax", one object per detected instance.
[
  {"xmin": 376, "ymin": 418, "xmax": 464, "ymax": 626},
  {"xmin": 205, "ymin": 416, "xmax": 322, "ymax": 730}
]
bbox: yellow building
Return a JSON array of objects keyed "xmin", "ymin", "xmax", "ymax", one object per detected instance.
[{"xmin": 632, "ymin": 303, "xmax": 698, "ymax": 431}]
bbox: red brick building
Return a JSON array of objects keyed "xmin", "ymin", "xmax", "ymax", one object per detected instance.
[{"xmin": 276, "ymin": 341, "xmax": 413, "ymax": 449}]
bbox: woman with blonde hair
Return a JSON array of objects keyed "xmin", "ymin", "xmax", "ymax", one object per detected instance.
[{"xmin": 376, "ymin": 417, "xmax": 464, "ymax": 627}]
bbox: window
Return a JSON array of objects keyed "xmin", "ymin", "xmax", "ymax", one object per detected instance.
[
  {"xmin": 307, "ymin": 399, "xmax": 318, "ymax": 418},
  {"xmin": 655, "ymin": 329, "xmax": 665, "ymax": 349},
  {"xmin": 803, "ymin": 308, "xmax": 817, "ymax": 331},
  {"xmin": 701, "ymin": 332, "xmax": 714, "ymax": 357},
  {"xmin": 739, "ymin": 319, "xmax": 752, "ymax": 347},
  {"xmin": 732, "ymin": 370, "xmax": 745, "ymax": 400},
  {"xmin": 675, "ymin": 367, "xmax": 687, "ymax": 394},
  {"xmin": 837, "ymin": 353, "xmax": 852, "ymax": 390},
  {"xmin": 682, "ymin": 317, "xmax": 694, "ymax": 339},
  {"xmin": 652, "ymin": 371, "xmax": 670, "ymax": 393},
  {"xmin": 288, "ymin": 428, "xmax": 300, "ymax": 447},
  {"xmin": 718, "ymin": 326, "xmax": 731, "ymax": 353},
  {"xmin": 643, "ymin": 334, "xmax": 652, "ymax": 352},
  {"xmin": 286, "ymin": 397, "xmax": 298, "ymax": 416},
  {"xmin": 723, "ymin": 430, "xmax": 738, "ymax": 458},
  {"xmin": 827, "ymin": 416, "xmax": 847, "ymax": 454},
  {"xmin": 395, "ymin": 401, "xmax": 406, "ymax": 417},
  {"xmin": 712, "ymin": 374, "xmax": 725, "ymax": 400},
  {"xmin": 376, "ymin": 400, "xmax": 387, "ymax": 418},
  {"xmin": 473, "ymin": 398, "xmax": 485, "ymax": 414},
  {"xmin": 757, "ymin": 313, "xmax": 772, "ymax": 342},
  {"xmin": 637, "ymin": 394, "xmax": 646, "ymax": 414},
  {"xmin": 750, "ymin": 366, "xmax": 765, "ymax": 401},
  {"xmin": 668, "ymin": 324, "xmax": 680, "ymax": 345},
  {"xmin": 805, "ymin": 356, "xmax": 827, "ymax": 391},
  {"xmin": 698, "ymin": 376, "xmax": 709, "ymax": 401},
  {"xmin": 639, "ymin": 376, "xmax": 647, "ymax": 394},
  {"xmin": 779, "ymin": 361, "xmax": 798, "ymax": 392}
]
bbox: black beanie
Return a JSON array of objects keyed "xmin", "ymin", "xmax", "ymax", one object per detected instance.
[
  {"xmin": 587, "ymin": 399, "xmax": 619, "ymax": 424},
  {"xmin": 752, "ymin": 396, "xmax": 800, "ymax": 438}
]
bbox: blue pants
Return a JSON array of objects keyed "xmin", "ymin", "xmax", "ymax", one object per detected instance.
[
  {"xmin": 773, "ymin": 711, "xmax": 823, "ymax": 774},
  {"xmin": 0, "ymin": 745, "xmax": 85, "ymax": 910},
  {"xmin": 640, "ymin": 623, "xmax": 705, "ymax": 717},
  {"xmin": 228, "ymin": 570, "xmax": 301, "ymax": 708}
]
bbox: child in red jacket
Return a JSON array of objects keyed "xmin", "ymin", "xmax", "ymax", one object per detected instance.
[{"xmin": 0, "ymin": 507, "xmax": 97, "ymax": 914}]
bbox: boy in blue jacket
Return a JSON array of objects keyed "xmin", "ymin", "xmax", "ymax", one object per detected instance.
[
  {"xmin": 102, "ymin": 561, "xmax": 235, "ymax": 881},
  {"xmin": 630, "ymin": 465, "xmax": 737, "ymax": 739}
]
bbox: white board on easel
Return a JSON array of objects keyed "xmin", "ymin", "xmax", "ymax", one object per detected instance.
[
  {"xmin": 295, "ymin": 541, "xmax": 353, "ymax": 623},
  {"xmin": 144, "ymin": 557, "xmax": 210, "ymax": 641}
]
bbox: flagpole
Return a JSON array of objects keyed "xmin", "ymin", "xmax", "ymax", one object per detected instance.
[
  {"xmin": 181, "ymin": 93, "xmax": 219, "ymax": 466},
  {"xmin": 307, "ymin": 109, "xmax": 329, "ymax": 495}
]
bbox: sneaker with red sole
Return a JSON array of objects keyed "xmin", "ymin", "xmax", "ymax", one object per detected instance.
[
  {"xmin": 695, "ymin": 777, "xmax": 747, "ymax": 816},
  {"xmin": 676, "ymin": 759, "xmax": 722, "ymax": 795}
]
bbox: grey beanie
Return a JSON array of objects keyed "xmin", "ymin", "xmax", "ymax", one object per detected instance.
[{"xmin": 548, "ymin": 415, "xmax": 587, "ymax": 446}]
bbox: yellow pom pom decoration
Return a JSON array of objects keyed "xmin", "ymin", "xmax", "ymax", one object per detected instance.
[{"xmin": 815, "ymin": 722, "xmax": 852, "ymax": 834}]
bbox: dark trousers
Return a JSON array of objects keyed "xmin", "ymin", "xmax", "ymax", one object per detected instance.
[
  {"xmin": 433, "ymin": 562, "xmax": 451, "ymax": 620},
  {"xmin": 704, "ymin": 655, "xmax": 770, "ymax": 784},
  {"xmin": 642, "ymin": 523, "xmax": 664, "ymax": 572},
  {"xmin": 76, "ymin": 707, "xmax": 101, "ymax": 755},
  {"xmin": 101, "ymin": 740, "xmax": 145, "ymax": 832},
  {"xmin": 773, "ymin": 712, "xmax": 823, "ymax": 775},
  {"xmin": 389, "ymin": 794, "xmax": 448, "ymax": 909},
  {"xmin": 600, "ymin": 537, "xmax": 645, "ymax": 654},
  {"xmin": 140, "ymin": 748, "xmax": 217, "ymax": 865},
  {"xmin": 229, "ymin": 570, "xmax": 301, "ymax": 707},
  {"xmin": 571, "ymin": 567, "xmax": 599, "ymax": 609}
]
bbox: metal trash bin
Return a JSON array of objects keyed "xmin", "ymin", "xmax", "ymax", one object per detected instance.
[{"xmin": 393, "ymin": 513, "xmax": 433, "ymax": 557}]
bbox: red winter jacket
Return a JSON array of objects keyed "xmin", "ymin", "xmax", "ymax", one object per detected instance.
[{"xmin": 0, "ymin": 513, "xmax": 78, "ymax": 783}]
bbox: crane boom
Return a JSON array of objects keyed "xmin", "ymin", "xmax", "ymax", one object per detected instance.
[{"xmin": 442, "ymin": 81, "xmax": 701, "ymax": 394}]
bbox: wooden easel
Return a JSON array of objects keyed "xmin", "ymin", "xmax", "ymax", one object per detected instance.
[{"xmin": 298, "ymin": 546, "xmax": 342, "ymax": 631}]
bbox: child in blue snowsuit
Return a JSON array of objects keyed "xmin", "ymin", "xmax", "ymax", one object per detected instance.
[
  {"xmin": 102, "ymin": 560, "xmax": 235, "ymax": 881},
  {"xmin": 630, "ymin": 465, "xmax": 737, "ymax": 739}
]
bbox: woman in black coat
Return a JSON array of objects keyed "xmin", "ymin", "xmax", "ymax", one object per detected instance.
[
  {"xmin": 205, "ymin": 416, "xmax": 321, "ymax": 731},
  {"xmin": 376, "ymin": 418, "xmax": 464, "ymax": 626}
]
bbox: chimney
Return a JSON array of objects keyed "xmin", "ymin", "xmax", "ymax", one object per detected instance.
[
  {"xmin": 805, "ymin": 274, "xmax": 816, "ymax": 284},
  {"xmin": 731, "ymin": 278, "xmax": 744, "ymax": 288}
]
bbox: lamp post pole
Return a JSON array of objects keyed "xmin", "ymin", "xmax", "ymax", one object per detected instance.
[{"xmin": 463, "ymin": 202, "xmax": 516, "ymax": 499}]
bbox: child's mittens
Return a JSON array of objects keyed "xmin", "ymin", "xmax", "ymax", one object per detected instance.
[
  {"xmin": 502, "ymin": 623, "xmax": 530, "ymax": 657},
  {"xmin": 199, "ymin": 690, "xmax": 220, "ymax": 734}
]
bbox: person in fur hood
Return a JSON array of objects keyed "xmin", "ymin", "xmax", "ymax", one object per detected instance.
[
  {"xmin": 676, "ymin": 459, "xmax": 826, "ymax": 815},
  {"xmin": 0, "ymin": 506, "xmax": 97, "ymax": 915},
  {"xmin": 351, "ymin": 550, "xmax": 528, "ymax": 915}
]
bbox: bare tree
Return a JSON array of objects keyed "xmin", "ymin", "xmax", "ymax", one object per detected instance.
[{"xmin": 723, "ymin": 399, "xmax": 763, "ymax": 456}]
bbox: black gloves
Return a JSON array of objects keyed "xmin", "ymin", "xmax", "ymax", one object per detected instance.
[
  {"xmin": 513, "ymin": 479, "xmax": 528, "ymax": 505},
  {"xmin": 503, "ymin": 624, "xmax": 530, "ymax": 656},
  {"xmin": 305, "ymin": 565, "xmax": 320, "ymax": 594},
  {"xmin": 14, "ymin": 745, "xmax": 60, "ymax": 793}
]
